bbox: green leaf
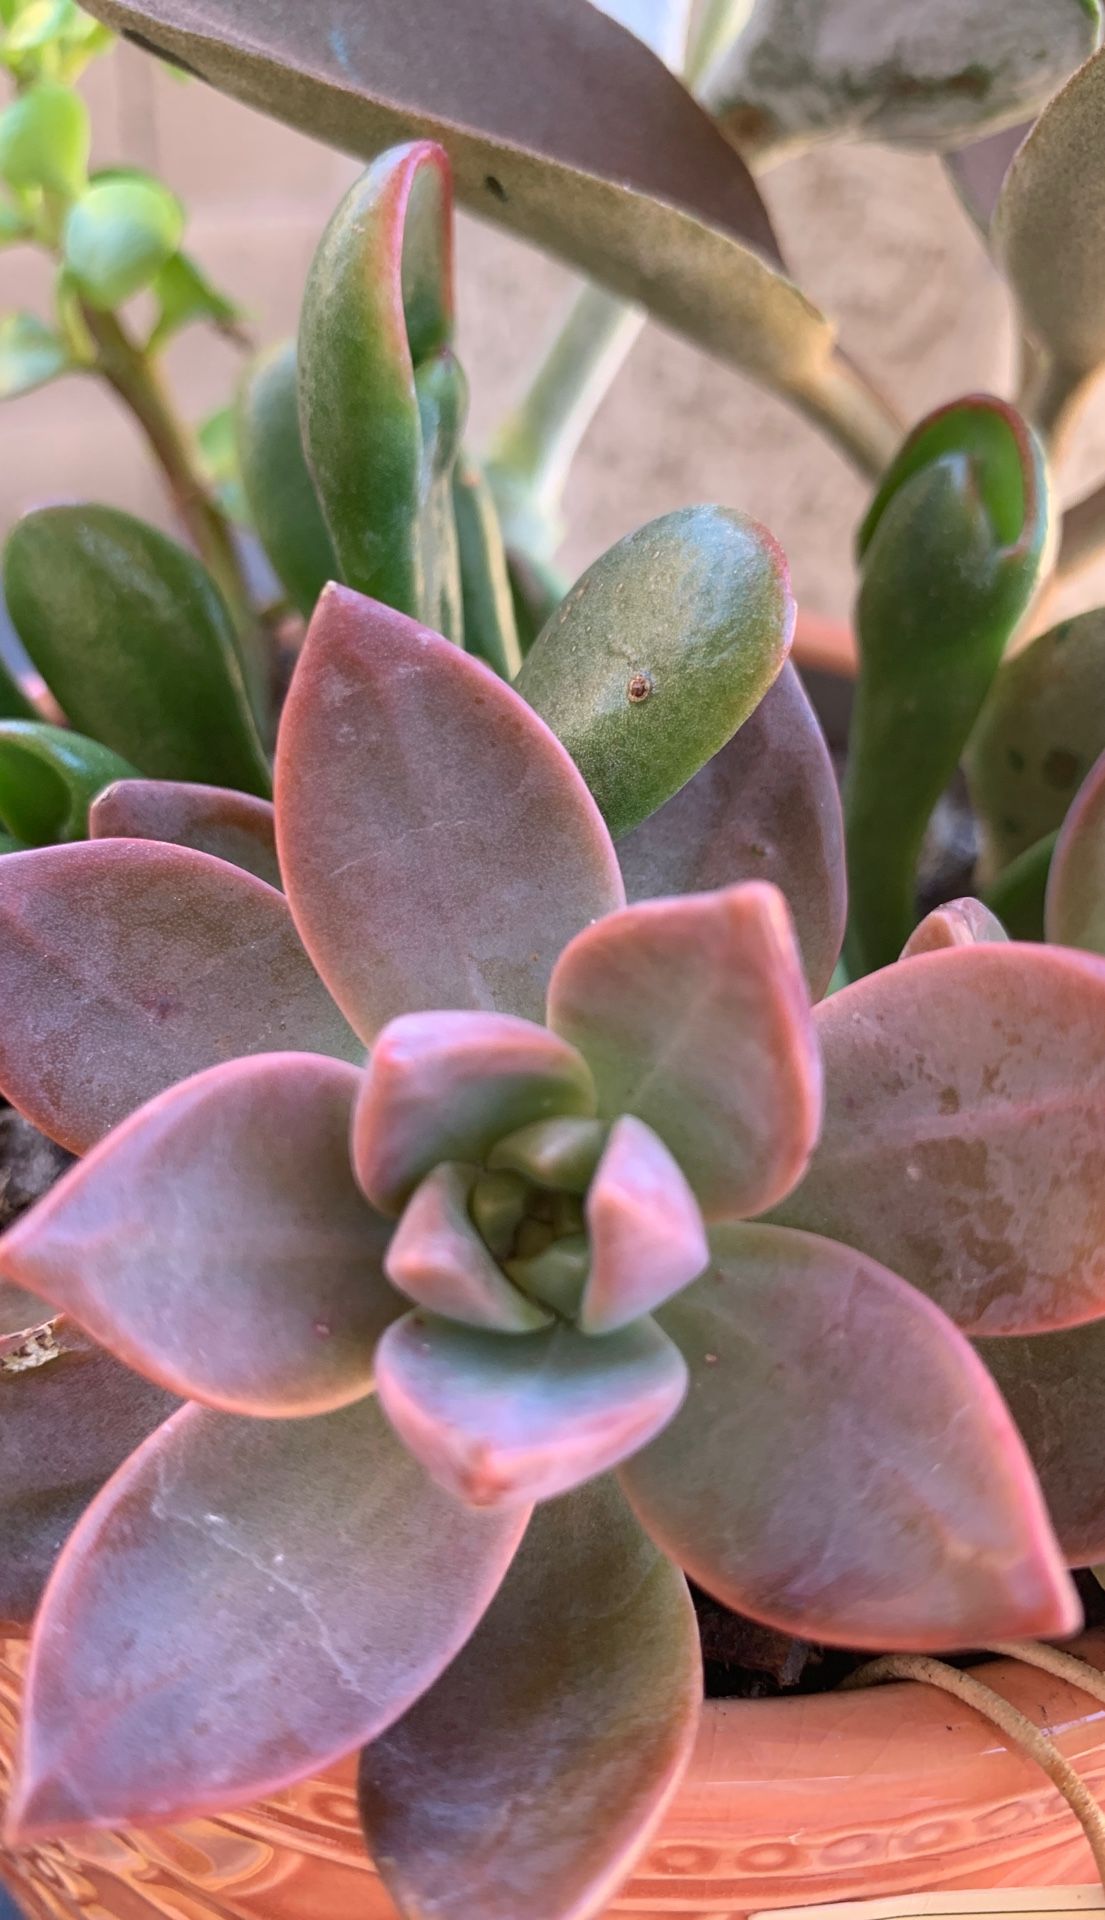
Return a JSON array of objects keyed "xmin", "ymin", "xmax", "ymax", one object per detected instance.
[
  {"xmin": 63, "ymin": 173, "xmax": 183, "ymax": 309},
  {"xmin": 0, "ymin": 311, "xmax": 71, "ymax": 398},
  {"xmin": 384, "ymin": 1161, "xmax": 553, "ymax": 1332},
  {"xmin": 235, "ymin": 340, "xmax": 336, "ymax": 616},
  {"xmin": 983, "ymin": 830, "xmax": 1057, "ymax": 940},
  {"xmin": 3, "ymin": 505, "xmax": 271, "ymax": 793},
  {"xmin": 299, "ymin": 144, "xmax": 464, "ymax": 637},
  {"xmin": 516, "ymin": 506, "xmax": 794, "ymax": 837},
  {"xmin": 1045, "ymin": 747, "xmax": 1105, "ymax": 951},
  {"xmin": 196, "ymin": 403, "xmax": 249, "ymax": 524},
  {"xmin": 983, "ymin": 1317, "xmax": 1105, "ymax": 1565},
  {"xmin": 0, "ymin": 200, "xmax": 29, "ymax": 244},
  {"xmin": 146, "ymin": 248, "xmax": 241, "ymax": 351},
  {"xmin": 0, "ymin": 82, "xmax": 87, "ymax": 194},
  {"xmin": 452, "ymin": 456, "xmax": 521, "ymax": 680},
  {"xmin": 844, "ymin": 398, "xmax": 1049, "ymax": 977},
  {"xmin": 0, "ymin": 720, "xmax": 137, "ymax": 844}
]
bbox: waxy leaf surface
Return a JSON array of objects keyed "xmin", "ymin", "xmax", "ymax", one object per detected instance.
[
  {"xmin": 385, "ymin": 1163, "xmax": 551, "ymax": 1332},
  {"xmin": 0, "ymin": 722, "xmax": 137, "ymax": 846},
  {"xmin": 901, "ymin": 896, "xmax": 1008, "ymax": 958},
  {"xmin": 621, "ymin": 1224, "xmax": 1077, "ymax": 1650},
  {"xmin": 9, "ymin": 1396, "xmax": 528, "ymax": 1836},
  {"xmin": 276, "ymin": 587, "xmax": 623, "ymax": 1038},
  {"xmin": 0, "ymin": 1055, "xmax": 399, "ymax": 1416},
  {"xmin": 235, "ymin": 340, "xmax": 336, "ymax": 618},
  {"xmin": 581, "ymin": 1116, "xmax": 708, "ymax": 1334},
  {"xmin": 375, "ymin": 1311, "xmax": 687, "ymax": 1508},
  {"xmin": 0, "ymin": 842, "xmax": 357, "ymax": 1153},
  {"xmin": 773, "ymin": 944, "xmax": 1105, "ymax": 1335},
  {"xmin": 983, "ymin": 1320, "xmax": 1105, "ymax": 1566},
  {"xmin": 360, "ymin": 1479, "xmax": 700, "ymax": 1920},
  {"xmin": 453, "ymin": 455, "xmax": 522, "ymax": 681},
  {"xmin": 89, "ymin": 778, "xmax": 280, "ymax": 888},
  {"xmin": 548, "ymin": 884, "xmax": 820, "ymax": 1221}
]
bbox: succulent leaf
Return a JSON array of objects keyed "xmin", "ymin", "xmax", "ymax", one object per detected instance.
[
  {"xmin": 983, "ymin": 1319, "xmax": 1105, "ymax": 1565},
  {"xmin": 616, "ymin": 662, "xmax": 845, "ymax": 998},
  {"xmin": 452, "ymin": 455, "xmax": 522, "ymax": 680},
  {"xmin": 1045, "ymin": 747, "xmax": 1105, "ymax": 951},
  {"xmin": 0, "ymin": 722, "xmax": 137, "ymax": 845},
  {"xmin": 89, "ymin": 777, "xmax": 281, "ymax": 888},
  {"xmin": 385, "ymin": 1162, "xmax": 552, "ymax": 1332},
  {"xmin": 0, "ymin": 311, "xmax": 73, "ymax": 401},
  {"xmin": 489, "ymin": 1115, "xmax": 609, "ymax": 1193},
  {"xmin": 359, "ymin": 1478, "xmax": 701, "ymax": 1920},
  {"xmin": 581, "ymin": 1116, "xmax": 709, "ymax": 1334},
  {"xmin": 983, "ymin": 830, "xmax": 1057, "ymax": 940},
  {"xmin": 620, "ymin": 1223, "xmax": 1078, "ymax": 1650},
  {"xmin": 516, "ymin": 506, "xmax": 794, "ymax": 838},
  {"xmin": 375, "ymin": 1311, "xmax": 688, "ymax": 1508},
  {"xmin": 3, "ymin": 506, "xmax": 271, "ymax": 794},
  {"xmin": 275, "ymin": 586, "xmax": 624, "ymax": 1039},
  {"xmin": 6, "ymin": 1396, "xmax": 528, "ymax": 1837},
  {"xmin": 63, "ymin": 172, "xmax": 183, "ymax": 308},
  {"xmin": 235, "ymin": 340, "xmax": 337, "ymax": 619},
  {"xmin": 0, "ymin": 841, "xmax": 358, "ymax": 1153},
  {"xmin": 548, "ymin": 883, "xmax": 820, "ymax": 1222},
  {"xmin": 900, "ymin": 896, "xmax": 1008, "ymax": 958},
  {"xmin": 773, "ymin": 943, "xmax": 1105, "ymax": 1335},
  {"xmin": 0, "ymin": 1055, "xmax": 400, "ymax": 1416},
  {"xmin": 0, "ymin": 81, "xmax": 87, "ymax": 194}
]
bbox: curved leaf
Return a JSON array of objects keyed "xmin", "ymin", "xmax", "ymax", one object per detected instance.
[
  {"xmin": 0, "ymin": 82, "xmax": 88, "ymax": 194},
  {"xmin": 3, "ymin": 505, "xmax": 270, "ymax": 794},
  {"xmin": 901, "ymin": 896, "xmax": 1008, "ymax": 958},
  {"xmin": 359, "ymin": 1479, "xmax": 701, "ymax": 1920},
  {"xmin": 581, "ymin": 1116, "xmax": 708, "ymax": 1334},
  {"xmin": 616, "ymin": 662, "xmax": 845, "ymax": 998},
  {"xmin": 63, "ymin": 173, "xmax": 183, "ymax": 308},
  {"xmin": 0, "ymin": 1055, "xmax": 400, "ymax": 1416},
  {"xmin": 352, "ymin": 1009, "xmax": 595, "ymax": 1215},
  {"xmin": 983, "ymin": 829, "xmax": 1057, "ymax": 940},
  {"xmin": 235, "ymin": 340, "xmax": 336, "ymax": 618},
  {"xmin": 516, "ymin": 506, "xmax": 794, "ymax": 837},
  {"xmin": 453, "ymin": 455, "xmax": 522, "ymax": 680},
  {"xmin": 0, "ymin": 722, "xmax": 137, "ymax": 845},
  {"xmin": 89, "ymin": 777, "xmax": 280, "ymax": 887},
  {"xmin": 385, "ymin": 1162, "xmax": 551, "ymax": 1332},
  {"xmin": 548, "ymin": 883, "xmax": 820, "ymax": 1221},
  {"xmin": 620, "ymin": 1223, "xmax": 1078, "ymax": 1650},
  {"xmin": 773, "ymin": 943, "xmax": 1105, "ymax": 1335},
  {"xmin": 0, "ymin": 841, "xmax": 357, "ymax": 1153},
  {"xmin": 7, "ymin": 1395, "xmax": 528, "ymax": 1836},
  {"xmin": 488, "ymin": 1115, "xmax": 608, "ymax": 1193},
  {"xmin": 276, "ymin": 585, "xmax": 624, "ymax": 1039},
  {"xmin": 1045, "ymin": 746, "xmax": 1105, "ymax": 950},
  {"xmin": 983, "ymin": 1319, "xmax": 1105, "ymax": 1565},
  {"xmin": 375, "ymin": 1310, "xmax": 687, "ymax": 1508},
  {"xmin": 0, "ymin": 311, "xmax": 72, "ymax": 400}
]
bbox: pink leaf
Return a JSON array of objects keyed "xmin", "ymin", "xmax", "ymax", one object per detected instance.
[
  {"xmin": 581, "ymin": 1115, "xmax": 708, "ymax": 1333},
  {"xmin": 6, "ymin": 1395, "xmax": 528, "ymax": 1837},
  {"xmin": 275, "ymin": 586, "xmax": 624, "ymax": 1039},
  {"xmin": 386, "ymin": 1161, "xmax": 552, "ymax": 1331},
  {"xmin": 901, "ymin": 896, "xmax": 1008, "ymax": 957},
  {"xmin": 547, "ymin": 883, "xmax": 821, "ymax": 1221},
  {"xmin": 90, "ymin": 779, "xmax": 281, "ymax": 889},
  {"xmin": 620, "ymin": 1223, "xmax": 1078, "ymax": 1650},
  {"xmin": 0, "ymin": 842, "xmax": 358, "ymax": 1153},
  {"xmin": 352, "ymin": 1009, "xmax": 595, "ymax": 1213},
  {"xmin": 0, "ymin": 1055, "xmax": 400, "ymax": 1417},
  {"xmin": 1045, "ymin": 746, "xmax": 1105, "ymax": 952},
  {"xmin": 375, "ymin": 1310, "xmax": 687, "ymax": 1508}
]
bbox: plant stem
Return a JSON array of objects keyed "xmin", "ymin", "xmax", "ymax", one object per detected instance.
[{"xmin": 789, "ymin": 349, "xmax": 904, "ymax": 481}]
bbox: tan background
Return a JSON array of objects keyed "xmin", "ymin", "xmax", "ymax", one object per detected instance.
[{"xmin": 0, "ymin": 40, "xmax": 1100, "ymax": 626}]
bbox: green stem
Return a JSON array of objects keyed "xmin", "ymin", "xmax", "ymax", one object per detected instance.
[{"xmin": 789, "ymin": 349, "xmax": 904, "ymax": 482}]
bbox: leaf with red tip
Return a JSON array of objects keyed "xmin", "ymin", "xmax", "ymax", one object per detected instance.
[
  {"xmin": 375, "ymin": 1311, "xmax": 687, "ymax": 1508},
  {"xmin": 352, "ymin": 1009, "xmax": 595, "ymax": 1214},
  {"xmin": 620, "ymin": 1224, "xmax": 1078, "ymax": 1651},
  {"xmin": 8, "ymin": 1395, "xmax": 527, "ymax": 1836},
  {"xmin": 547, "ymin": 883, "xmax": 821, "ymax": 1222},
  {"xmin": 581, "ymin": 1116, "xmax": 708, "ymax": 1334},
  {"xmin": 360, "ymin": 1479, "xmax": 701, "ymax": 1920},
  {"xmin": 983, "ymin": 1320, "xmax": 1105, "ymax": 1566},
  {"xmin": 386, "ymin": 1162, "xmax": 551, "ymax": 1332},
  {"xmin": 901, "ymin": 896, "xmax": 1008, "ymax": 958},
  {"xmin": 1046, "ymin": 747, "xmax": 1105, "ymax": 952},
  {"xmin": 0, "ymin": 842, "xmax": 358, "ymax": 1153},
  {"xmin": 0, "ymin": 1055, "xmax": 400, "ymax": 1417},
  {"xmin": 275, "ymin": 587, "xmax": 624, "ymax": 1039},
  {"xmin": 0, "ymin": 1317, "xmax": 176, "ymax": 1631},
  {"xmin": 90, "ymin": 778, "xmax": 280, "ymax": 888},
  {"xmin": 616, "ymin": 665, "xmax": 845, "ymax": 999},
  {"xmin": 772, "ymin": 944, "xmax": 1105, "ymax": 1335}
]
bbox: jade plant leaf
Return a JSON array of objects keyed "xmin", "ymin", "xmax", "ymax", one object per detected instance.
[
  {"xmin": 63, "ymin": 172, "xmax": 183, "ymax": 308},
  {"xmin": 276, "ymin": 586, "xmax": 624, "ymax": 1039},
  {"xmin": 359, "ymin": 1479, "xmax": 701, "ymax": 1920},
  {"xmin": 0, "ymin": 312, "xmax": 72, "ymax": 400},
  {"xmin": 983, "ymin": 1319, "xmax": 1105, "ymax": 1565},
  {"xmin": 0, "ymin": 1317, "xmax": 176, "ymax": 1632},
  {"xmin": 615, "ymin": 662, "xmax": 845, "ymax": 998},
  {"xmin": 374, "ymin": 1311, "xmax": 688, "ymax": 1508},
  {"xmin": 6, "ymin": 1395, "xmax": 528, "ymax": 1836},
  {"xmin": 0, "ymin": 1055, "xmax": 401, "ymax": 1416},
  {"xmin": 384, "ymin": 1162, "xmax": 552, "ymax": 1332},
  {"xmin": 0, "ymin": 81, "xmax": 88, "ymax": 194},
  {"xmin": 452, "ymin": 455, "xmax": 522, "ymax": 681},
  {"xmin": 581, "ymin": 1116, "xmax": 708, "ymax": 1334},
  {"xmin": 0, "ymin": 722, "xmax": 136, "ymax": 845},
  {"xmin": 965, "ymin": 607, "xmax": 1105, "ymax": 877},
  {"xmin": 517, "ymin": 507, "xmax": 794, "ymax": 837},
  {"xmin": 299, "ymin": 143, "xmax": 463, "ymax": 638},
  {"xmin": 89, "ymin": 778, "xmax": 280, "ymax": 888},
  {"xmin": 147, "ymin": 249, "xmax": 243, "ymax": 353},
  {"xmin": 772, "ymin": 943, "xmax": 1105, "ymax": 1335},
  {"xmin": 235, "ymin": 341, "xmax": 337, "ymax": 619},
  {"xmin": 352, "ymin": 1010, "xmax": 596, "ymax": 1215},
  {"xmin": 900, "ymin": 896, "xmax": 1008, "ymax": 958},
  {"xmin": 845, "ymin": 397, "xmax": 1049, "ymax": 975},
  {"xmin": 619, "ymin": 1223, "xmax": 1077, "ymax": 1650},
  {"xmin": 548, "ymin": 883, "xmax": 820, "ymax": 1221},
  {"xmin": 0, "ymin": 841, "xmax": 358, "ymax": 1153},
  {"xmin": 3, "ymin": 506, "xmax": 271, "ymax": 794},
  {"xmin": 1045, "ymin": 747, "xmax": 1105, "ymax": 951},
  {"xmin": 983, "ymin": 831, "xmax": 1057, "ymax": 941}
]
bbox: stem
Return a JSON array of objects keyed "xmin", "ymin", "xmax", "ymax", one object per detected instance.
[
  {"xmin": 788, "ymin": 349, "xmax": 904, "ymax": 481},
  {"xmin": 685, "ymin": 0, "xmax": 754, "ymax": 85}
]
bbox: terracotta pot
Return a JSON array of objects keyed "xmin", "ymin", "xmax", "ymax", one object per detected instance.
[
  {"xmin": 3, "ymin": 1634, "xmax": 1105, "ymax": 1919},
  {"xmin": 793, "ymin": 609, "xmax": 856, "ymax": 679}
]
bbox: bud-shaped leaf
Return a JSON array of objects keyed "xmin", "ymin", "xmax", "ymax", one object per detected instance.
[
  {"xmin": 966, "ymin": 607, "xmax": 1105, "ymax": 876},
  {"xmin": 385, "ymin": 1162, "xmax": 552, "ymax": 1332},
  {"xmin": 452, "ymin": 456, "xmax": 522, "ymax": 681},
  {"xmin": 0, "ymin": 721, "xmax": 136, "ymax": 845},
  {"xmin": 0, "ymin": 311, "xmax": 72, "ymax": 400},
  {"xmin": 581, "ymin": 1116, "xmax": 708, "ymax": 1333},
  {"xmin": 1045, "ymin": 746, "xmax": 1105, "ymax": 951},
  {"xmin": 900, "ymin": 896, "xmax": 1008, "ymax": 959},
  {"xmin": 0, "ymin": 82, "xmax": 87, "ymax": 194},
  {"xmin": 62, "ymin": 172, "xmax": 183, "ymax": 309},
  {"xmin": 845, "ymin": 397, "xmax": 1049, "ymax": 975},
  {"xmin": 488, "ymin": 1115, "xmax": 608, "ymax": 1194},
  {"xmin": 235, "ymin": 341, "xmax": 336, "ymax": 618},
  {"xmin": 89, "ymin": 777, "xmax": 280, "ymax": 888},
  {"xmin": 299, "ymin": 143, "xmax": 463, "ymax": 637},
  {"xmin": 3, "ymin": 506, "xmax": 270, "ymax": 793},
  {"xmin": 516, "ymin": 506, "xmax": 794, "ymax": 837}
]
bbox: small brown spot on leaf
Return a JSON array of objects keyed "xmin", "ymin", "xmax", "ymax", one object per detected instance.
[{"xmin": 627, "ymin": 672, "xmax": 653, "ymax": 704}]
